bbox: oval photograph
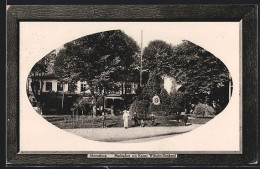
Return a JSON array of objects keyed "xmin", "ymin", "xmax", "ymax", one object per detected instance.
[{"xmin": 26, "ymin": 29, "xmax": 233, "ymax": 143}]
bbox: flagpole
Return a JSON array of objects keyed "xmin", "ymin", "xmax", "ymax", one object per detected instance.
[{"xmin": 140, "ymin": 30, "xmax": 143, "ymax": 87}]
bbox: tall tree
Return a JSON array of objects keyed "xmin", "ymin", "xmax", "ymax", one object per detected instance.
[
  {"xmin": 53, "ymin": 30, "xmax": 139, "ymax": 115},
  {"xmin": 169, "ymin": 40, "xmax": 231, "ymax": 97},
  {"xmin": 141, "ymin": 40, "xmax": 174, "ymax": 100},
  {"xmin": 142, "ymin": 39, "xmax": 231, "ymax": 107},
  {"xmin": 143, "ymin": 40, "xmax": 174, "ymax": 78}
]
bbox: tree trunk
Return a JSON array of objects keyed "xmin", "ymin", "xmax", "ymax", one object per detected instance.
[
  {"xmin": 72, "ymin": 109, "xmax": 74, "ymax": 127},
  {"xmin": 93, "ymin": 105, "xmax": 97, "ymax": 116},
  {"xmin": 121, "ymin": 82, "xmax": 124, "ymax": 95},
  {"xmin": 39, "ymin": 73, "xmax": 44, "ymax": 104},
  {"xmin": 61, "ymin": 86, "xmax": 65, "ymax": 114},
  {"xmin": 30, "ymin": 81, "xmax": 37, "ymax": 100},
  {"xmin": 31, "ymin": 73, "xmax": 38, "ymax": 100},
  {"xmin": 111, "ymin": 105, "xmax": 114, "ymax": 116},
  {"xmin": 76, "ymin": 108, "xmax": 79, "ymax": 120},
  {"xmin": 90, "ymin": 88, "xmax": 97, "ymax": 116},
  {"xmin": 124, "ymin": 81, "xmax": 127, "ymax": 94},
  {"xmin": 81, "ymin": 108, "xmax": 84, "ymax": 124}
]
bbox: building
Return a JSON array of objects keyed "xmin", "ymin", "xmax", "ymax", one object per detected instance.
[
  {"xmin": 26, "ymin": 75, "xmax": 139, "ymax": 111},
  {"xmin": 27, "ymin": 76, "xmax": 90, "ymax": 94}
]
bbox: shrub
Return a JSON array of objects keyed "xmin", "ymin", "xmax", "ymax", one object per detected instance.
[
  {"xmin": 160, "ymin": 89, "xmax": 172, "ymax": 113},
  {"xmin": 157, "ymin": 110, "xmax": 169, "ymax": 116},
  {"xmin": 159, "ymin": 90, "xmax": 185, "ymax": 114},
  {"xmin": 193, "ymin": 103, "xmax": 215, "ymax": 117},
  {"xmin": 141, "ymin": 71, "xmax": 162, "ymax": 100},
  {"xmin": 148, "ymin": 102, "xmax": 162, "ymax": 115},
  {"xmin": 129, "ymin": 100, "xmax": 149, "ymax": 119}
]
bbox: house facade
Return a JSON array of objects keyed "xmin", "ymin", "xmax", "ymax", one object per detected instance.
[
  {"xmin": 27, "ymin": 77, "xmax": 90, "ymax": 94},
  {"xmin": 26, "ymin": 76, "xmax": 139, "ymax": 111}
]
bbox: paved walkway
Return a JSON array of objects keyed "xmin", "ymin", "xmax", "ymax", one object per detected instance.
[{"xmin": 65, "ymin": 124, "xmax": 201, "ymax": 142}]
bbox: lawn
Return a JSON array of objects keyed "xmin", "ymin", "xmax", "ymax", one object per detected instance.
[{"xmin": 43, "ymin": 114, "xmax": 214, "ymax": 129}]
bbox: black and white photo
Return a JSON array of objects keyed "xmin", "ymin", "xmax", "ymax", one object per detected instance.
[{"xmin": 19, "ymin": 22, "xmax": 241, "ymax": 153}]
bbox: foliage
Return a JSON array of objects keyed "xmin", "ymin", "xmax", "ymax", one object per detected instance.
[
  {"xmin": 159, "ymin": 88, "xmax": 172, "ymax": 113},
  {"xmin": 142, "ymin": 39, "xmax": 231, "ymax": 101},
  {"xmin": 29, "ymin": 50, "xmax": 56, "ymax": 103},
  {"xmin": 193, "ymin": 103, "xmax": 216, "ymax": 117},
  {"xmin": 29, "ymin": 31, "xmax": 231, "ymax": 116},
  {"xmin": 170, "ymin": 92, "xmax": 185, "ymax": 113},
  {"xmin": 148, "ymin": 102, "xmax": 162, "ymax": 115},
  {"xmin": 141, "ymin": 71, "xmax": 162, "ymax": 100},
  {"xmin": 159, "ymin": 88, "xmax": 184, "ymax": 114},
  {"xmin": 143, "ymin": 40, "xmax": 173, "ymax": 76},
  {"xmin": 129, "ymin": 100, "xmax": 149, "ymax": 119},
  {"xmin": 169, "ymin": 40, "xmax": 230, "ymax": 96},
  {"xmin": 53, "ymin": 30, "xmax": 140, "ymax": 115},
  {"xmin": 39, "ymin": 93, "xmax": 80, "ymax": 115},
  {"xmin": 72, "ymin": 96, "xmax": 93, "ymax": 110}
]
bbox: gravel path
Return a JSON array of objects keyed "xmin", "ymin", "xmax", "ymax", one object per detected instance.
[{"xmin": 65, "ymin": 124, "xmax": 201, "ymax": 142}]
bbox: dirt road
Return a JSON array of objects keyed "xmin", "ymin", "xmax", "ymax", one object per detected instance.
[{"xmin": 65, "ymin": 124, "xmax": 201, "ymax": 142}]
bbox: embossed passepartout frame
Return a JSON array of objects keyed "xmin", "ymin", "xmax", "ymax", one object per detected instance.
[{"xmin": 6, "ymin": 4, "xmax": 258, "ymax": 166}]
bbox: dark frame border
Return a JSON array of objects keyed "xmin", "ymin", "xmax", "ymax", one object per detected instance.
[{"xmin": 6, "ymin": 5, "xmax": 258, "ymax": 166}]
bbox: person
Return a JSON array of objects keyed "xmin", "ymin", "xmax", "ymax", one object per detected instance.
[
  {"xmin": 123, "ymin": 110, "xmax": 129, "ymax": 129},
  {"xmin": 102, "ymin": 112, "xmax": 106, "ymax": 128},
  {"xmin": 190, "ymin": 104, "xmax": 195, "ymax": 114},
  {"xmin": 150, "ymin": 112, "xmax": 155, "ymax": 126},
  {"xmin": 183, "ymin": 114, "xmax": 188, "ymax": 126},
  {"xmin": 140, "ymin": 118, "xmax": 145, "ymax": 127},
  {"xmin": 176, "ymin": 111, "xmax": 181, "ymax": 123},
  {"xmin": 212, "ymin": 101, "xmax": 222, "ymax": 115},
  {"xmin": 132, "ymin": 112, "xmax": 138, "ymax": 126}
]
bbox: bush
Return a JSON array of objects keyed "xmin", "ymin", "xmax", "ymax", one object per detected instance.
[
  {"xmin": 157, "ymin": 110, "xmax": 169, "ymax": 116},
  {"xmin": 193, "ymin": 103, "xmax": 215, "ymax": 117},
  {"xmin": 129, "ymin": 100, "xmax": 149, "ymax": 119},
  {"xmin": 141, "ymin": 71, "xmax": 162, "ymax": 100},
  {"xmin": 160, "ymin": 89, "xmax": 172, "ymax": 114},
  {"xmin": 160, "ymin": 89, "xmax": 185, "ymax": 114},
  {"xmin": 148, "ymin": 102, "xmax": 162, "ymax": 115},
  {"xmin": 170, "ymin": 92, "xmax": 185, "ymax": 112},
  {"xmin": 40, "ymin": 93, "xmax": 80, "ymax": 115}
]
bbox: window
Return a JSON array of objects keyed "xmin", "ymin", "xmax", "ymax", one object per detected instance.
[
  {"xmin": 126, "ymin": 84, "xmax": 131, "ymax": 94},
  {"xmin": 57, "ymin": 82, "xmax": 63, "ymax": 91},
  {"xmin": 68, "ymin": 83, "xmax": 74, "ymax": 92},
  {"xmin": 45, "ymin": 82, "xmax": 52, "ymax": 91},
  {"xmin": 81, "ymin": 83, "xmax": 87, "ymax": 92},
  {"xmin": 106, "ymin": 99, "xmax": 113, "ymax": 108}
]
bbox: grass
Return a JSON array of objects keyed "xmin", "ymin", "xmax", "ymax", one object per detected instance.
[{"xmin": 43, "ymin": 113, "xmax": 214, "ymax": 129}]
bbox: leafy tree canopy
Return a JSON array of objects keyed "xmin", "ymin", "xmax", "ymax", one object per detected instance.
[
  {"xmin": 169, "ymin": 40, "xmax": 230, "ymax": 95},
  {"xmin": 142, "ymin": 40, "xmax": 173, "ymax": 78},
  {"xmin": 29, "ymin": 50, "xmax": 56, "ymax": 102},
  {"xmin": 54, "ymin": 30, "xmax": 139, "ymax": 90},
  {"xmin": 142, "ymin": 40, "xmax": 231, "ymax": 97}
]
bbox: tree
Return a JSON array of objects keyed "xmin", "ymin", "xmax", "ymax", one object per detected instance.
[
  {"xmin": 141, "ymin": 39, "xmax": 231, "ymax": 113},
  {"xmin": 141, "ymin": 70, "xmax": 162, "ymax": 101},
  {"xmin": 169, "ymin": 40, "xmax": 231, "ymax": 101},
  {"xmin": 129, "ymin": 100, "xmax": 149, "ymax": 119},
  {"xmin": 53, "ymin": 30, "xmax": 139, "ymax": 116},
  {"xmin": 28, "ymin": 50, "xmax": 55, "ymax": 108},
  {"xmin": 160, "ymin": 88, "xmax": 171, "ymax": 113},
  {"xmin": 142, "ymin": 40, "xmax": 173, "ymax": 76},
  {"xmin": 141, "ymin": 40, "xmax": 173, "ymax": 101}
]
